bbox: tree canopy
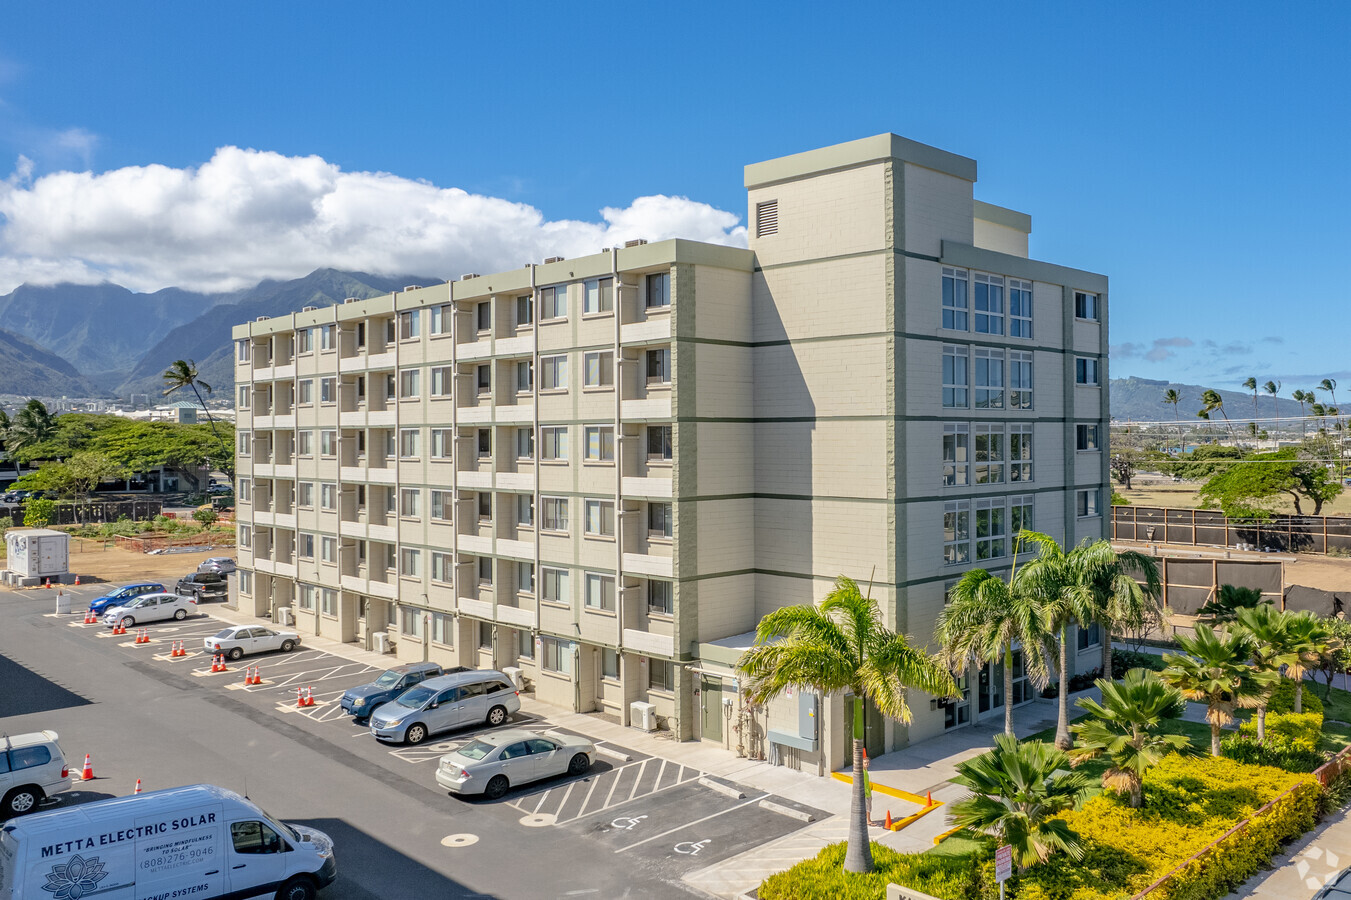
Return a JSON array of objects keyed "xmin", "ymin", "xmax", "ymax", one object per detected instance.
[
  {"xmin": 5, "ymin": 411, "xmax": 233, "ymax": 484},
  {"xmin": 1197, "ymin": 448, "xmax": 1342, "ymax": 517}
]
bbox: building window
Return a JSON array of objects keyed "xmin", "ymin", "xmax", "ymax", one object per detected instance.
[
  {"xmin": 516, "ymin": 427, "xmax": 535, "ymax": 460},
  {"xmin": 516, "ymin": 493, "xmax": 534, "ymax": 527},
  {"xmin": 515, "ymin": 361, "xmax": 533, "ymax": 393},
  {"xmin": 942, "ymin": 267, "xmax": 969, "ymax": 331},
  {"xmin": 297, "ymin": 328, "xmax": 313, "ymax": 354},
  {"xmin": 476, "ymin": 302, "xmax": 491, "ymax": 332},
  {"xmin": 238, "ymin": 431, "xmax": 251, "ymax": 456},
  {"xmin": 541, "ymin": 497, "xmax": 569, "ymax": 533},
  {"xmin": 236, "ymin": 339, "xmax": 251, "ymax": 362},
  {"xmin": 401, "ymin": 607, "xmax": 424, "ymax": 638},
  {"xmin": 944, "ymin": 501, "xmax": 971, "ymax": 566},
  {"xmin": 647, "ymin": 425, "xmax": 672, "ymax": 461},
  {"xmin": 516, "ymin": 295, "xmax": 533, "ymax": 326},
  {"xmin": 321, "ymin": 536, "xmax": 337, "ymax": 563},
  {"xmin": 400, "ymin": 488, "xmax": 420, "ymax": 518},
  {"xmin": 429, "ymin": 304, "xmax": 452, "ymax": 336},
  {"xmin": 540, "ymin": 355, "xmax": 568, "ymax": 391},
  {"xmin": 648, "ymin": 580, "xmax": 673, "ymax": 616},
  {"xmin": 322, "ymin": 589, "xmax": 336, "ymax": 616},
  {"xmin": 602, "ymin": 648, "xmax": 619, "ymax": 680},
  {"xmin": 1076, "ymin": 424, "xmax": 1100, "ymax": 451},
  {"xmin": 1009, "ymin": 425, "xmax": 1033, "ymax": 483},
  {"xmin": 1010, "ymin": 494, "xmax": 1034, "ymax": 538},
  {"xmin": 974, "ymin": 348, "xmax": 1004, "ymax": 409},
  {"xmin": 477, "ymin": 428, "xmax": 492, "ymax": 459},
  {"xmin": 649, "ymin": 659, "xmax": 674, "ymax": 692},
  {"xmin": 477, "ymin": 556, "xmax": 493, "ymax": 585},
  {"xmin": 1075, "ymin": 291, "xmax": 1099, "ymax": 321},
  {"xmin": 297, "ymin": 584, "xmax": 315, "ymax": 610},
  {"xmin": 648, "ymin": 503, "xmax": 673, "ymax": 539},
  {"xmin": 1009, "ymin": 351, "xmax": 1033, "ymax": 410},
  {"xmin": 296, "ymin": 430, "xmax": 313, "ymax": 457},
  {"xmin": 298, "ymin": 379, "xmax": 314, "ymax": 405},
  {"xmin": 297, "ymin": 482, "xmax": 314, "ymax": 508},
  {"xmin": 584, "ymin": 277, "xmax": 613, "ymax": 314},
  {"xmin": 383, "ymin": 372, "xmax": 396, "ymax": 402},
  {"xmin": 517, "ymin": 561, "xmax": 535, "ymax": 595},
  {"xmin": 430, "ymin": 612, "xmax": 453, "ymax": 646},
  {"xmin": 942, "ymin": 345, "xmax": 968, "ymax": 408},
  {"xmin": 430, "ymin": 490, "xmax": 453, "ymax": 522},
  {"xmin": 400, "ymin": 369, "xmax": 420, "ymax": 399},
  {"xmin": 584, "ymin": 426, "xmax": 615, "ymax": 462},
  {"xmin": 477, "ymin": 492, "xmax": 492, "ymax": 522},
  {"xmin": 399, "ymin": 429, "xmax": 419, "ymax": 458},
  {"xmin": 942, "ymin": 423, "xmax": 969, "ymax": 486},
  {"xmin": 1077, "ymin": 488, "xmax": 1102, "ymax": 518},
  {"xmin": 755, "ymin": 200, "xmax": 778, "ymax": 237},
  {"xmin": 431, "ymin": 552, "xmax": 452, "ymax": 583},
  {"xmin": 299, "ymin": 533, "xmax": 315, "ymax": 559},
  {"xmin": 541, "ymin": 285, "xmax": 568, "ymax": 320},
  {"xmin": 237, "ymin": 385, "xmax": 250, "ymax": 409},
  {"xmin": 1077, "ymin": 622, "xmax": 1102, "ymax": 650},
  {"xmin": 431, "ymin": 366, "xmax": 453, "ymax": 397},
  {"xmin": 476, "ymin": 365, "xmax": 491, "ymax": 395},
  {"xmin": 320, "ymin": 430, "xmax": 336, "ymax": 457},
  {"xmin": 975, "ymin": 498, "xmax": 1006, "ymax": 561},
  {"xmin": 399, "ymin": 310, "xmax": 421, "ymax": 340},
  {"xmin": 645, "ymin": 348, "xmax": 671, "ymax": 384},
  {"xmin": 585, "ymin": 573, "xmax": 616, "ymax": 612},
  {"xmin": 238, "ymin": 570, "xmax": 252, "ymax": 594},
  {"xmin": 237, "ymin": 478, "xmax": 252, "ymax": 503},
  {"xmin": 1075, "ymin": 357, "xmax": 1100, "ymax": 386},
  {"xmin": 645, "ymin": 272, "xmax": 670, "ymax": 309},
  {"xmin": 430, "ymin": 429, "xmax": 452, "ymax": 459},
  {"xmin": 974, "ymin": 424, "xmax": 1005, "ymax": 484},
  {"xmin": 478, "ymin": 621, "xmax": 493, "ymax": 649},
  {"xmin": 518, "ymin": 629, "xmax": 535, "ymax": 660},
  {"xmin": 1009, "ymin": 279, "xmax": 1033, "ymax": 338},
  {"xmin": 541, "ymin": 567, "xmax": 569, "ymax": 605},
  {"xmin": 400, "ymin": 548, "xmax": 421, "ymax": 577},
  {"xmin": 238, "ymin": 525, "xmax": 252, "ymax": 548},
  {"xmin": 584, "ymin": 499, "xmax": 615, "ymax": 537},
  {"xmin": 973, "ymin": 273, "xmax": 1004, "ymax": 335},
  {"xmin": 541, "ymin": 637, "xmax": 574, "ymax": 675},
  {"xmin": 383, "ymin": 429, "xmax": 396, "ymax": 459},
  {"xmin": 319, "ymin": 378, "xmax": 336, "ymax": 404},
  {"xmin": 583, "ymin": 352, "xmax": 613, "ymax": 388},
  {"xmin": 540, "ymin": 426, "xmax": 567, "ymax": 461}
]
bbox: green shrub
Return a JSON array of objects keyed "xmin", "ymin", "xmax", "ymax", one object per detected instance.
[
  {"xmin": 1111, "ymin": 649, "xmax": 1168, "ymax": 679},
  {"xmin": 191, "ymin": 506, "xmax": 219, "ymax": 528},
  {"xmin": 0, "ymin": 515, "xmax": 12, "ymax": 532},
  {"xmin": 1238, "ymin": 711, "xmax": 1323, "ymax": 752},
  {"xmin": 758, "ymin": 841, "xmax": 996, "ymax": 900},
  {"xmin": 23, "ymin": 498, "xmax": 55, "ymax": 527},
  {"xmin": 1221, "ymin": 733, "xmax": 1325, "ymax": 773},
  {"xmin": 1267, "ymin": 679, "xmax": 1323, "ymax": 717}
]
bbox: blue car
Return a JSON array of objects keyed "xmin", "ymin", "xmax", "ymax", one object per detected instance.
[
  {"xmin": 88, "ymin": 582, "xmax": 166, "ymax": 615},
  {"xmin": 339, "ymin": 662, "xmax": 461, "ymax": 722}
]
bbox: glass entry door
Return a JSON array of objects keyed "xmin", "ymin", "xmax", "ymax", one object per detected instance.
[{"xmin": 945, "ymin": 673, "xmax": 971, "ymax": 729}]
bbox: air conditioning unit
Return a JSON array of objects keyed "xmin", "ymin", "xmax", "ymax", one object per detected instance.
[
  {"xmin": 255, "ymin": 316, "xmax": 271, "ymax": 322},
  {"xmin": 373, "ymin": 631, "xmax": 391, "ymax": 654},
  {"xmin": 460, "ymin": 273, "xmax": 481, "ymax": 281},
  {"xmin": 301, "ymin": 306, "xmax": 317, "ymax": 312},
  {"xmin": 343, "ymin": 296, "xmax": 362, "ymax": 304},
  {"xmin": 277, "ymin": 606, "xmax": 294, "ymax": 626},
  {"xmin": 624, "ymin": 238, "xmax": 648, "ymax": 248},
  {"xmin": 502, "ymin": 666, "xmax": 525, "ymax": 691},
  {"xmin": 402, "ymin": 284, "xmax": 423, "ymax": 292},
  {"xmin": 631, "ymin": 701, "xmax": 657, "ymax": 732},
  {"xmin": 544, "ymin": 256, "xmax": 565, "ymax": 264}
]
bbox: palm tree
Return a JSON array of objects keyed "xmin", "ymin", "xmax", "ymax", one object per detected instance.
[
  {"xmin": 1293, "ymin": 389, "xmax": 1311, "ymax": 438},
  {"xmin": 1070, "ymin": 669, "xmax": 1189, "ymax": 808},
  {"xmin": 1020, "ymin": 534, "xmax": 1097, "ymax": 751},
  {"xmin": 1283, "ymin": 612, "xmax": 1336, "ymax": 714},
  {"xmin": 162, "ymin": 359, "xmax": 232, "ymax": 480},
  {"xmin": 948, "ymin": 734, "xmax": 1092, "ymax": 870},
  {"xmin": 1200, "ymin": 389, "xmax": 1236, "ymax": 441},
  {"xmin": 1160, "ymin": 625, "xmax": 1272, "ymax": 756},
  {"xmin": 1073, "ymin": 540, "xmax": 1162, "ymax": 680},
  {"xmin": 1243, "ymin": 377, "xmax": 1259, "ymax": 435},
  {"xmin": 1163, "ymin": 388, "xmax": 1182, "ymax": 453},
  {"xmin": 1264, "ymin": 381, "xmax": 1281, "ymax": 439},
  {"xmin": 1196, "ymin": 583, "xmax": 1269, "ymax": 626},
  {"xmin": 936, "ymin": 533, "xmax": 1054, "ymax": 737},
  {"xmin": 738, "ymin": 575, "xmax": 957, "ymax": 874},
  {"xmin": 1320, "ymin": 378, "xmax": 1339, "ymax": 414},
  {"xmin": 1235, "ymin": 604, "xmax": 1299, "ymax": 741},
  {"xmin": 7, "ymin": 399, "xmax": 57, "ymax": 457}
]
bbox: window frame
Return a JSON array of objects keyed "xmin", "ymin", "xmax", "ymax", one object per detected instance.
[
  {"xmin": 942, "ymin": 423, "xmax": 969, "ymax": 487},
  {"xmin": 941, "ymin": 267, "xmax": 969, "ymax": 331},
  {"xmin": 942, "ymin": 345, "xmax": 969, "ymax": 409}
]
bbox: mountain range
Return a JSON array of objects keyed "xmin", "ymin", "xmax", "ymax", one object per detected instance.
[{"xmin": 1108, "ymin": 376, "xmax": 1305, "ymax": 424}]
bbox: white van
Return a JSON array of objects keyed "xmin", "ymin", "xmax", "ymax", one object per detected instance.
[{"xmin": 0, "ymin": 784, "xmax": 335, "ymax": 900}]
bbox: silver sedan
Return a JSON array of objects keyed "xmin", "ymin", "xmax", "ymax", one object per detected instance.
[{"xmin": 436, "ymin": 728, "xmax": 594, "ymax": 799}]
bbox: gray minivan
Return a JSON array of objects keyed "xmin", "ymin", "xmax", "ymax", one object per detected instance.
[{"xmin": 368, "ymin": 670, "xmax": 520, "ymax": 745}]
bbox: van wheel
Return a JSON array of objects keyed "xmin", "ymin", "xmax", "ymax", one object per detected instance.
[
  {"xmin": 228, "ymin": 647, "xmax": 245, "ymax": 661},
  {"xmin": 174, "ymin": 608, "xmax": 187, "ymax": 620},
  {"xmin": 275, "ymin": 876, "xmax": 316, "ymax": 900},
  {"xmin": 405, "ymin": 723, "xmax": 428, "ymax": 745},
  {"xmin": 485, "ymin": 775, "xmax": 509, "ymax": 800},
  {"xmin": 486, "ymin": 705, "xmax": 508, "ymax": 726},
  {"xmin": 281, "ymin": 640, "xmax": 295, "ymax": 652},
  {"xmin": 569, "ymin": 753, "xmax": 591, "ymax": 776},
  {"xmin": 3, "ymin": 786, "xmax": 42, "ymax": 816}
]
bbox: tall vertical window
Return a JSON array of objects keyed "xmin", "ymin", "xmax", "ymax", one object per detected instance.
[
  {"xmin": 430, "ymin": 429, "xmax": 452, "ymax": 459},
  {"xmin": 1076, "ymin": 424, "xmax": 1100, "ymax": 451},
  {"xmin": 584, "ymin": 573, "xmax": 616, "ymax": 612},
  {"xmin": 430, "ymin": 612, "xmax": 453, "ymax": 645},
  {"xmin": 517, "ymin": 562, "xmax": 535, "ymax": 594},
  {"xmin": 645, "ymin": 272, "xmax": 670, "ymax": 308},
  {"xmin": 541, "ymin": 636, "xmax": 574, "ymax": 674},
  {"xmin": 298, "ymin": 380, "xmax": 314, "ymax": 405},
  {"xmin": 399, "ymin": 548, "xmax": 421, "ymax": 577},
  {"xmin": 320, "ymin": 430, "xmax": 336, "ymax": 456},
  {"xmin": 296, "ymin": 328, "xmax": 313, "ymax": 353},
  {"xmin": 515, "ymin": 361, "xmax": 533, "ymax": 393},
  {"xmin": 296, "ymin": 430, "xmax": 313, "ymax": 456},
  {"xmin": 431, "ymin": 366, "xmax": 452, "ymax": 396},
  {"xmin": 974, "ymin": 424, "xmax": 1005, "ymax": 484},
  {"xmin": 430, "ymin": 490, "xmax": 453, "ymax": 521},
  {"xmin": 541, "ymin": 355, "xmax": 568, "ymax": 391},
  {"xmin": 321, "ymin": 537, "xmax": 337, "ymax": 563},
  {"xmin": 584, "ymin": 426, "xmax": 614, "ymax": 462},
  {"xmin": 648, "ymin": 503, "xmax": 673, "ymax": 539},
  {"xmin": 477, "ymin": 492, "xmax": 492, "ymax": 522},
  {"xmin": 399, "ymin": 369, "xmax": 420, "ymax": 398},
  {"xmin": 583, "ymin": 277, "xmax": 614, "ymax": 314},
  {"xmin": 320, "ymin": 377, "xmax": 336, "ymax": 403},
  {"xmin": 542, "ymin": 285, "xmax": 568, "ymax": 320},
  {"xmin": 1009, "ymin": 278, "xmax": 1033, "ymax": 338},
  {"xmin": 941, "ymin": 267, "xmax": 969, "ymax": 331},
  {"xmin": 973, "ymin": 273, "xmax": 1004, "ymax": 335},
  {"xmin": 477, "ymin": 429, "xmax": 492, "ymax": 458},
  {"xmin": 236, "ymin": 340, "xmax": 251, "ymax": 362},
  {"xmin": 400, "ymin": 488, "xmax": 420, "ymax": 518},
  {"xmin": 515, "ymin": 427, "xmax": 535, "ymax": 460},
  {"xmin": 1077, "ymin": 488, "xmax": 1102, "ymax": 518},
  {"xmin": 541, "ymin": 568, "xmax": 569, "ymax": 605},
  {"xmin": 602, "ymin": 648, "xmax": 619, "ymax": 679},
  {"xmin": 584, "ymin": 499, "xmax": 615, "ymax": 536},
  {"xmin": 399, "ymin": 309, "xmax": 420, "ymax": 339},
  {"xmin": 646, "ymin": 425, "xmax": 672, "ymax": 461},
  {"xmin": 583, "ymin": 352, "xmax": 613, "ymax": 387},
  {"xmin": 942, "ymin": 345, "xmax": 969, "ymax": 408},
  {"xmin": 944, "ymin": 501, "xmax": 971, "ymax": 566},
  {"xmin": 298, "ymin": 482, "xmax": 314, "ymax": 507},
  {"xmin": 1009, "ymin": 351, "xmax": 1033, "ymax": 409},
  {"xmin": 1008, "ymin": 425, "xmax": 1033, "ymax": 483},
  {"xmin": 1075, "ymin": 291, "xmax": 1099, "ymax": 321},
  {"xmin": 541, "ymin": 497, "xmax": 569, "ymax": 532},
  {"xmin": 1075, "ymin": 357, "xmax": 1100, "ymax": 385},
  {"xmin": 238, "ymin": 431, "xmax": 251, "ymax": 456},
  {"xmin": 476, "ymin": 302, "xmax": 491, "ymax": 332},
  {"xmin": 478, "ymin": 557, "xmax": 493, "ymax": 585},
  {"xmin": 648, "ymin": 581, "xmax": 673, "ymax": 615},
  {"xmin": 975, "ymin": 499, "xmax": 1006, "ymax": 561},
  {"xmin": 645, "ymin": 348, "xmax": 671, "ymax": 384},
  {"xmin": 429, "ymin": 304, "xmax": 452, "ymax": 335},
  {"xmin": 540, "ymin": 426, "xmax": 567, "ymax": 460},
  {"xmin": 237, "ymin": 385, "xmax": 250, "ymax": 409},
  {"xmin": 516, "ymin": 295, "xmax": 533, "ymax": 326},
  {"xmin": 476, "ymin": 365, "xmax": 490, "ymax": 395},
  {"xmin": 942, "ymin": 423, "xmax": 969, "ymax": 486},
  {"xmin": 515, "ymin": 493, "xmax": 534, "ymax": 527},
  {"xmin": 974, "ymin": 348, "xmax": 1004, "ymax": 409},
  {"xmin": 399, "ymin": 428, "xmax": 419, "ymax": 458},
  {"xmin": 1010, "ymin": 494, "xmax": 1034, "ymax": 537},
  {"xmin": 649, "ymin": 659, "xmax": 674, "ymax": 691},
  {"xmin": 320, "ymin": 483, "xmax": 337, "ymax": 510}
]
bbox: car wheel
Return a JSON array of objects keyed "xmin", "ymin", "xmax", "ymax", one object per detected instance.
[
  {"xmin": 486, "ymin": 705, "xmax": 508, "ymax": 727},
  {"xmin": 280, "ymin": 639, "xmax": 295, "ymax": 652},
  {"xmin": 274, "ymin": 876, "xmax": 316, "ymax": 900},
  {"xmin": 568, "ymin": 753, "xmax": 591, "ymax": 776},
  {"xmin": 174, "ymin": 608, "xmax": 187, "ymax": 620},
  {"xmin": 484, "ymin": 775, "xmax": 510, "ymax": 800},
  {"xmin": 405, "ymin": 723, "xmax": 428, "ymax": 745},
  {"xmin": 121, "ymin": 616, "xmax": 135, "ymax": 628},
  {"xmin": 227, "ymin": 647, "xmax": 244, "ymax": 661},
  {"xmin": 3, "ymin": 786, "xmax": 42, "ymax": 816}
]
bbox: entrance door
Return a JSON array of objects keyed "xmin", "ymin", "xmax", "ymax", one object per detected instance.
[
  {"xmin": 700, "ymin": 676, "xmax": 723, "ymax": 742},
  {"xmin": 945, "ymin": 673, "xmax": 971, "ymax": 729}
]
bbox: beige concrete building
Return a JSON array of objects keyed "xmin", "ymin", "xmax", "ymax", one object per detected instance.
[{"xmin": 231, "ymin": 133, "xmax": 1109, "ymax": 774}]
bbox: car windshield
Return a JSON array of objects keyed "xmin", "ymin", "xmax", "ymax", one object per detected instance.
[
  {"xmin": 213, "ymin": 629, "xmax": 236, "ymax": 639},
  {"xmin": 373, "ymin": 672, "xmax": 401, "ymax": 688},
  {"xmin": 255, "ymin": 808, "xmax": 300, "ymax": 842},
  {"xmin": 114, "ymin": 587, "xmax": 137, "ymax": 598},
  {"xmin": 394, "ymin": 686, "xmax": 435, "ymax": 709},
  {"xmin": 456, "ymin": 740, "xmax": 495, "ymax": 761}
]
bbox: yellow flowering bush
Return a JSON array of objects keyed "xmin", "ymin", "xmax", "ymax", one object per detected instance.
[{"xmin": 1237, "ymin": 711, "xmax": 1323, "ymax": 752}]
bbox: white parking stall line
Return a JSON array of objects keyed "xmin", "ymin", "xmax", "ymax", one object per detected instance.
[
  {"xmin": 626, "ymin": 759, "xmax": 650, "ymax": 804},
  {"xmin": 602, "ymin": 769, "xmax": 623, "ymax": 810}
]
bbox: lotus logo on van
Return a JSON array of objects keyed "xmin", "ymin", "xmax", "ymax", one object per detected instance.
[{"xmin": 42, "ymin": 854, "xmax": 108, "ymax": 899}]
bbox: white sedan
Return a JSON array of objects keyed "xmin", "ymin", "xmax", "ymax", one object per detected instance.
[
  {"xmin": 103, "ymin": 592, "xmax": 196, "ymax": 627},
  {"xmin": 204, "ymin": 625, "xmax": 301, "ymax": 660},
  {"xmin": 436, "ymin": 728, "xmax": 594, "ymax": 799}
]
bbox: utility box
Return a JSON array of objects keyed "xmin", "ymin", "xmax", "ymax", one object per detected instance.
[{"xmin": 5, "ymin": 529, "xmax": 69, "ymax": 580}]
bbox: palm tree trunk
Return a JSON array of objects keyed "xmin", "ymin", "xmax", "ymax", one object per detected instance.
[
  {"xmin": 843, "ymin": 698, "xmax": 874, "ymax": 874},
  {"xmin": 1129, "ymin": 773, "xmax": 1143, "ymax": 809},
  {"xmin": 1003, "ymin": 645, "xmax": 1015, "ymax": 737},
  {"xmin": 1055, "ymin": 627, "xmax": 1072, "ymax": 750},
  {"xmin": 1102, "ymin": 628, "xmax": 1114, "ymax": 681},
  {"xmin": 189, "ymin": 383, "xmax": 233, "ymax": 480},
  {"xmin": 1256, "ymin": 704, "xmax": 1266, "ymax": 742},
  {"xmin": 1210, "ymin": 719, "xmax": 1222, "ymax": 757},
  {"xmin": 1294, "ymin": 679, "xmax": 1304, "ymax": 714}
]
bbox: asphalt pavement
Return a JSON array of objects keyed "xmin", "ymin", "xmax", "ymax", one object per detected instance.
[{"xmin": 0, "ymin": 583, "xmax": 824, "ymax": 899}]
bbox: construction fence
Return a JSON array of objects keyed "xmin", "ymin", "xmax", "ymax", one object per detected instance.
[
  {"xmin": 0, "ymin": 500, "xmax": 164, "ymax": 526},
  {"xmin": 1112, "ymin": 505, "xmax": 1351, "ymax": 555}
]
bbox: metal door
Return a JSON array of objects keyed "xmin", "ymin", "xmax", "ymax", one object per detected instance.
[{"xmin": 700, "ymin": 676, "xmax": 723, "ymax": 742}]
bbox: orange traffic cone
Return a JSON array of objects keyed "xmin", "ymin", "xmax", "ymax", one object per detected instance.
[
  {"xmin": 74, "ymin": 574, "xmax": 80, "ymax": 586},
  {"xmin": 926, "ymin": 790, "xmax": 933, "ymax": 807},
  {"xmin": 250, "ymin": 667, "xmax": 262, "ymax": 686},
  {"xmin": 213, "ymin": 654, "xmax": 226, "ymax": 673},
  {"xmin": 884, "ymin": 809, "xmax": 893, "ymax": 830},
  {"xmin": 80, "ymin": 754, "xmax": 94, "ymax": 781},
  {"xmin": 137, "ymin": 629, "xmax": 150, "ymax": 644},
  {"xmin": 133, "ymin": 779, "xmax": 142, "ymax": 794},
  {"xmin": 44, "ymin": 578, "xmax": 50, "ymax": 589},
  {"xmin": 305, "ymin": 686, "xmax": 315, "ymax": 707},
  {"xmin": 296, "ymin": 687, "xmax": 306, "ymax": 708}
]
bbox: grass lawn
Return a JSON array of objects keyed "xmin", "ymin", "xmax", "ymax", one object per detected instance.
[{"xmin": 1319, "ymin": 685, "xmax": 1351, "ymax": 724}]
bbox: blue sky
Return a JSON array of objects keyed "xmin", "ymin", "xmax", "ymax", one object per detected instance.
[{"xmin": 1, "ymin": 1, "xmax": 1347, "ymax": 392}]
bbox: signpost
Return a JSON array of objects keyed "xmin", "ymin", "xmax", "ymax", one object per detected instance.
[{"xmin": 995, "ymin": 844, "xmax": 1013, "ymax": 899}]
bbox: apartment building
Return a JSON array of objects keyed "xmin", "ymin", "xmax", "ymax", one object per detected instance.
[{"xmin": 232, "ymin": 133, "xmax": 1109, "ymax": 774}]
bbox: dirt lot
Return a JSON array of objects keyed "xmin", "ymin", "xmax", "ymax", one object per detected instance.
[
  {"xmin": 12, "ymin": 540, "xmax": 229, "ymax": 586},
  {"xmin": 1119, "ymin": 471, "xmax": 1351, "ymax": 518}
]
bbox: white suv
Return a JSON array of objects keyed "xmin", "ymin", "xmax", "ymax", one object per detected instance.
[{"xmin": 1, "ymin": 731, "xmax": 70, "ymax": 817}]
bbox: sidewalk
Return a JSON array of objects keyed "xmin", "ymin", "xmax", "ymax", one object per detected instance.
[{"xmin": 1224, "ymin": 804, "xmax": 1351, "ymax": 898}]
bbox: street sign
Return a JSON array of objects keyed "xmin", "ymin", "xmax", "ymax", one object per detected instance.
[{"xmin": 995, "ymin": 844, "xmax": 1013, "ymax": 883}]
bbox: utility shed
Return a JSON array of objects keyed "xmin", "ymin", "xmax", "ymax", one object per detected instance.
[{"xmin": 4, "ymin": 528, "xmax": 69, "ymax": 581}]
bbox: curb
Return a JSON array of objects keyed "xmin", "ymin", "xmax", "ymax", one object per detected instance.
[
  {"xmin": 698, "ymin": 776, "xmax": 747, "ymax": 800},
  {"xmin": 759, "ymin": 799, "xmax": 814, "ymax": 823},
  {"xmin": 594, "ymin": 744, "xmax": 632, "ymax": 763}
]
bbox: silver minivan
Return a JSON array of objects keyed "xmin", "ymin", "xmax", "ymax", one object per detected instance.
[{"xmin": 368, "ymin": 670, "xmax": 520, "ymax": 744}]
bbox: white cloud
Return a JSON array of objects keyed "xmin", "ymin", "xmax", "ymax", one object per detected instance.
[{"xmin": 0, "ymin": 146, "xmax": 748, "ymax": 293}]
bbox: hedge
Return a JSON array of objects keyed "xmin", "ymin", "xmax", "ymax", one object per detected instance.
[
  {"xmin": 757, "ymin": 840, "xmax": 996, "ymax": 900},
  {"xmin": 1237, "ymin": 711, "xmax": 1323, "ymax": 752},
  {"xmin": 1267, "ymin": 678, "xmax": 1323, "ymax": 717}
]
